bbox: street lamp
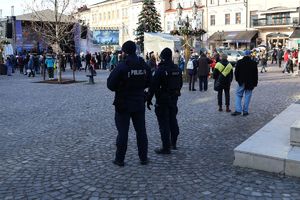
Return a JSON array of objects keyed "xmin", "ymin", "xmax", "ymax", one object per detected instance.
[
  {"xmin": 192, "ymin": 2, "xmax": 198, "ymax": 19},
  {"xmin": 176, "ymin": 3, "xmax": 183, "ymax": 17}
]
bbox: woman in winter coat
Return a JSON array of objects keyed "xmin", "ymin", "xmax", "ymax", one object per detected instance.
[{"xmin": 213, "ymin": 53, "xmax": 233, "ymax": 112}]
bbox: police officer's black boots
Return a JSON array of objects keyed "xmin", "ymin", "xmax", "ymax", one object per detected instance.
[
  {"xmin": 154, "ymin": 147, "xmax": 171, "ymax": 154},
  {"xmin": 113, "ymin": 159, "xmax": 125, "ymax": 167}
]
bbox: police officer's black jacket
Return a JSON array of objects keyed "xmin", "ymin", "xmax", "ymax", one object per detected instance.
[
  {"xmin": 107, "ymin": 54, "xmax": 151, "ymax": 112},
  {"xmin": 148, "ymin": 60, "xmax": 183, "ymax": 105}
]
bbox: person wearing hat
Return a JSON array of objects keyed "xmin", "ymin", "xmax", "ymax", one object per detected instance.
[
  {"xmin": 146, "ymin": 48, "xmax": 183, "ymax": 154},
  {"xmin": 107, "ymin": 40, "xmax": 151, "ymax": 166},
  {"xmin": 232, "ymin": 50, "xmax": 258, "ymax": 116}
]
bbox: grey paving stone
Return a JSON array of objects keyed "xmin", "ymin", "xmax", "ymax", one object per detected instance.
[{"xmin": 0, "ymin": 67, "xmax": 300, "ymax": 199}]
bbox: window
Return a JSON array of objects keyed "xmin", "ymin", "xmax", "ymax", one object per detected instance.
[
  {"xmin": 99, "ymin": 13, "xmax": 102, "ymax": 21},
  {"xmin": 225, "ymin": 14, "xmax": 230, "ymax": 25},
  {"xmin": 235, "ymin": 12, "xmax": 241, "ymax": 24},
  {"xmin": 225, "ymin": 0, "xmax": 230, "ymax": 2},
  {"xmin": 104, "ymin": 13, "xmax": 106, "ymax": 20},
  {"xmin": 112, "ymin": 11, "xmax": 114, "ymax": 19},
  {"xmin": 210, "ymin": 0, "xmax": 214, "ymax": 4},
  {"xmin": 210, "ymin": 15, "xmax": 215, "ymax": 26},
  {"xmin": 108, "ymin": 12, "xmax": 111, "ymax": 20},
  {"xmin": 167, "ymin": 21, "xmax": 172, "ymax": 32},
  {"xmin": 117, "ymin": 10, "xmax": 119, "ymax": 18}
]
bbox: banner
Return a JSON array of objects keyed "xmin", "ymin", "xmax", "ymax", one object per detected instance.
[
  {"xmin": 15, "ymin": 20, "xmax": 23, "ymax": 53},
  {"xmin": 92, "ymin": 30, "xmax": 119, "ymax": 45}
]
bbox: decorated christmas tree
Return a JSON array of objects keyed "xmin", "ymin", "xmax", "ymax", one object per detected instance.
[{"xmin": 135, "ymin": 0, "xmax": 162, "ymax": 53}]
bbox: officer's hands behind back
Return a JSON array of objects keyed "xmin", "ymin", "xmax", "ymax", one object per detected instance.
[{"xmin": 147, "ymin": 100, "xmax": 153, "ymax": 110}]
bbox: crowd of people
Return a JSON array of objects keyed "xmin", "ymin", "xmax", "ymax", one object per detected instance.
[{"xmin": 0, "ymin": 50, "xmax": 127, "ymax": 79}]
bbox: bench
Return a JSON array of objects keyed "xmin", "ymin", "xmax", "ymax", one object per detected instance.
[{"xmin": 86, "ymin": 74, "xmax": 96, "ymax": 84}]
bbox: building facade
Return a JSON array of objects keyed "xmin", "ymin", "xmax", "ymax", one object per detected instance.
[
  {"xmin": 248, "ymin": 0, "xmax": 300, "ymax": 49},
  {"xmin": 77, "ymin": 0, "xmax": 300, "ymax": 51}
]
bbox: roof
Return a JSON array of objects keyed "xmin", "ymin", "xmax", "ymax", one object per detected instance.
[
  {"xmin": 16, "ymin": 9, "xmax": 74, "ymax": 23},
  {"xmin": 289, "ymin": 28, "xmax": 300, "ymax": 39},
  {"xmin": 207, "ymin": 30, "xmax": 258, "ymax": 43}
]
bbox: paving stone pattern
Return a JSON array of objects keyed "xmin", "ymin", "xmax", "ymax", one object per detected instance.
[{"xmin": 1, "ymin": 66, "xmax": 300, "ymax": 199}]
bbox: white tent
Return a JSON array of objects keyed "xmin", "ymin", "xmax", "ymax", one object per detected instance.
[{"xmin": 144, "ymin": 32, "xmax": 182, "ymax": 56}]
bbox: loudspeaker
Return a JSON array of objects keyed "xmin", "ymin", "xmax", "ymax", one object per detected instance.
[
  {"xmin": 81, "ymin": 26, "xmax": 87, "ymax": 39},
  {"xmin": 5, "ymin": 22, "xmax": 12, "ymax": 38}
]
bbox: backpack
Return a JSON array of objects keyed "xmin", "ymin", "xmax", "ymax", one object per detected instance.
[{"xmin": 187, "ymin": 60, "xmax": 193, "ymax": 69}]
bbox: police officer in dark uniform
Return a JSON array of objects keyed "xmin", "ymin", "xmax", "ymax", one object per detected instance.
[
  {"xmin": 147, "ymin": 48, "xmax": 183, "ymax": 154},
  {"xmin": 107, "ymin": 41, "xmax": 151, "ymax": 166}
]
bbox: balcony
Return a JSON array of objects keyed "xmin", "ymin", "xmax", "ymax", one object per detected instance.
[{"xmin": 252, "ymin": 17, "xmax": 299, "ymax": 28}]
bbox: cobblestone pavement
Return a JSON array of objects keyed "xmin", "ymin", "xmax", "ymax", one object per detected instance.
[{"xmin": 1, "ymin": 65, "xmax": 300, "ymax": 200}]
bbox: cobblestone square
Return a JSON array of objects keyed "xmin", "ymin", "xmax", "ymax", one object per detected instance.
[{"xmin": 1, "ymin": 66, "xmax": 300, "ymax": 199}]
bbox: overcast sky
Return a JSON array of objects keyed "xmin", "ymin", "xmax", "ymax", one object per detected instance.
[{"xmin": 0, "ymin": 0, "xmax": 102, "ymax": 17}]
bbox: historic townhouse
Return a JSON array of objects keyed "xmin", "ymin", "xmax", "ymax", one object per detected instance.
[{"xmin": 248, "ymin": 0, "xmax": 300, "ymax": 49}]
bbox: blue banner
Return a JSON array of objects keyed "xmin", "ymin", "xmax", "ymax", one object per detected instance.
[{"xmin": 15, "ymin": 20, "xmax": 23, "ymax": 53}]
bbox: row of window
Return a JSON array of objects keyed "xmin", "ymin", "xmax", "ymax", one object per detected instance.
[
  {"xmin": 210, "ymin": 12, "xmax": 241, "ymax": 25},
  {"xmin": 91, "ymin": 8, "xmax": 128, "ymax": 23}
]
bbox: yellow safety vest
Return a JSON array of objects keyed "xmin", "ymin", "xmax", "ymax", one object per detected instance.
[{"xmin": 215, "ymin": 62, "xmax": 233, "ymax": 77}]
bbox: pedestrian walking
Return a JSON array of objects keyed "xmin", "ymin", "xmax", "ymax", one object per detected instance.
[
  {"xmin": 147, "ymin": 52, "xmax": 157, "ymax": 72},
  {"xmin": 197, "ymin": 52, "xmax": 212, "ymax": 91},
  {"xmin": 260, "ymin": 49, "xmax": 267, "ymax": 73},
  {"xmin": 173, "ymin": 49, "xmax": 180, "ymax": 66},
  {"xmin": 107, "ymin": 41, "xmax": 151, "ymax": 166},
  {"xmin": 45, "ymin": 54, "xmax": 55, "ymax": 80},
  {"xmin": 186, "ymin": 54, "xmax": 198, "ymax": 91},
  {"xmin": 271, "ymin": 49, "xmax": 277, "ymax": 64},
  {"xmin": 213, "ymin": 53, "xmax": 233, "ymax": 112},
  {"xmin": 277, "ymin": 48, "xmax": 284, "ymax": 68},
  {"xmin": 28, "ymin": 55, "xmax": 35, "ymax": 77},
  {"xmin": 282, "ymin": 50, "xmax": 291, "ymax": 73},
  {"xmin": 5, "ymin": 56, "xmax": 13, "ymax": 76},
  {"xmin": 85, "ymin": 52, "xmax": 91, "ymax": 72},
  {"xmin": 232, "ymin": 50, "xmax": 258, "ymax": 116},
  {"xmin": 146, "ymin": 48, "xmax": 183, "ymax": 154}
]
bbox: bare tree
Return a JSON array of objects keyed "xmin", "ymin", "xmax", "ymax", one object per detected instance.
[{"xmin": 26, "ymin": 0, "xmax": 83, "ymax": 82}]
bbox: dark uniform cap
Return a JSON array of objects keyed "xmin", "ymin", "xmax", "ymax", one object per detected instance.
[
  {"xmin": 122, "ymin": 41, "xmax": 136, "ymax": 55},
  {"xmin": 160, "ymin": 48, "xmax": 172, "ymax": 60}
]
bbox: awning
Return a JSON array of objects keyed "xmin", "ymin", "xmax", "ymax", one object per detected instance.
[
  {"xmin": 290, "ymin": 28, "xmax": 300, "ymax": 39},
  {"xmin": 207, "ymin": 30, "xmax": 258, "ymax": 43}
]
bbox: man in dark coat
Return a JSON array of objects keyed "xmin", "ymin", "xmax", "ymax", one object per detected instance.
[
  {"xmin": 232, "ymin": 50, "xmax": 258, "ymax": 116},
  {"xmin": 147, "ymin": 48, "xmax": 183, "ymax": 154},
  {"xmin": 197, "ymin": 52, "xmax": 212, "ymax": 91},
  {"xmin": 107, "ymin": 41, "xmax": 151, "ymax": 166},
  {"xmin": 85, "ymin": 52, "xmax": 91, "ymax": 72}
]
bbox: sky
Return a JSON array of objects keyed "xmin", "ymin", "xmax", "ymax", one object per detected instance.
[{"xmin": 0, "ymin": 0, "xmax": 102, "ymax": 18}]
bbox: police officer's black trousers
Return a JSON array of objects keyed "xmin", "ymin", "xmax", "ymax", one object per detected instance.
[
  {"xmin": 155, "ymin": 103, "xmax": 179, "ymax": 150},
  {"xmin": 115, "ymin": 110, "xmax": 148, "ymax": 162}
]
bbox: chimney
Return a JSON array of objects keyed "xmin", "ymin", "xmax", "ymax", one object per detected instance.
[{"xmin": 11, "ymin": 6, "xmax": 14, "ymax": 16}]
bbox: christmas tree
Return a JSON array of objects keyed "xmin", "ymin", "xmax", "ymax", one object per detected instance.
[{"xmin": 135, "ymin": 0, "xmax": 162, "ymax": 53}]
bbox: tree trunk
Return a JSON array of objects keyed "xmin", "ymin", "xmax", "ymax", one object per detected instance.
[{"xmin": 184, "ymin": 35, "xmax": 191, "ymax": 82}]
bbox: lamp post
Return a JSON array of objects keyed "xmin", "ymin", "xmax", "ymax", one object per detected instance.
[{"xmin": 244, "ymin": 0, "xmax": 248, "ymax": 30}]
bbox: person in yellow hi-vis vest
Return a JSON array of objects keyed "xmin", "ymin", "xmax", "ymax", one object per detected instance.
[{"xmin": 213, "ymin": 53, "xmax": 233, "ymax": 112}]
